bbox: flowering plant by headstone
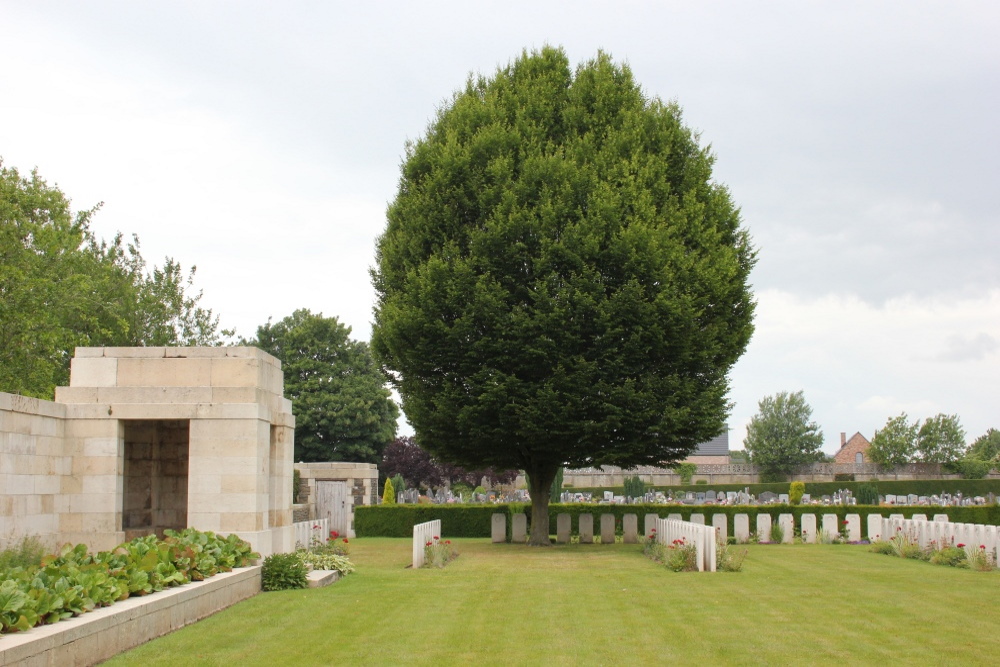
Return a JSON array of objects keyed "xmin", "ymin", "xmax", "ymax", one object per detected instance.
[{"xmin": 423, "ymin": 536, "xmax": 458, "ymax": 568}]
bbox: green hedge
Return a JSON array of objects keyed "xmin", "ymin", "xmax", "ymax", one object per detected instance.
[
  {"xmin": 354, "ymin": 503, "xmax": 1000, "ymax": 539},
  {"xmin": 572, "ymin": 478, "xmax": 1000, "ymax": 499}
]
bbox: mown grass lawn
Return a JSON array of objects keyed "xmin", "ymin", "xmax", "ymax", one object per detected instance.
[{"xmin": 106, "ymin": 538, "xmax": 999, "ymax": 666}]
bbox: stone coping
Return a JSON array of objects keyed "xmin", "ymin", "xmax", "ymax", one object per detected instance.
[{"xmin": 0, "ymin": 565, "xmax": 261, "ymax": 666}]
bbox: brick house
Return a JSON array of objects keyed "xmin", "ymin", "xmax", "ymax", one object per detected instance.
[{"xmin": 833, "ymin": 431, "xmax": 871, "ymax": 464}]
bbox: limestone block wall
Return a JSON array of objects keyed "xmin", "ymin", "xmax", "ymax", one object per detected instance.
[
  {"xmin": 0, "ymin": 346, "xmax": 297, "ymax": 557},
  {"xmin": 0, "ymin": 393, "xmax": 68, "ymax": 551},
  {"xmin": 295, "ymin": 462, "xmax": 379, "ymax": 536}
]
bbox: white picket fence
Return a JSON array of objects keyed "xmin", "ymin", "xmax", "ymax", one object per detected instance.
[
  {"xmin": 655, "ymin": 517, "xmax": 717, "ymax": 572},
  {"xmin": 412, "ymin": 519, "xmax": 442, "ymax": 569},
  {"xmin": 293, "ymin": 517, "xmax": 330, "ymax": 550}
]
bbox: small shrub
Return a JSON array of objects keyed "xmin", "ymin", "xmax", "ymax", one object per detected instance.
[
  {"xmin": 834, "ymin": 473, "xmax": 855, "ymax": 482},
  {"xmin": 391, "ymin": 474, "xmax": 406, "ymax": 501},
  {"xmin": 929, "ymin": 546, "xmax": 966, "ymax": 567},
  {"xmin": 856, "ymin": 482, "xmax": 879, "ymax": 505},
  {"xmin": 868, "ymin": 539, "xmax": 896, "ymax": 556},
  {"xmin": 674, "ymin": 462, "xmax": 696, "ymax": 485},
  {"xmin": 716, "ymin": 539, "xmax": 748, "ymax": 572},
  {"xmin": 965, "ymin": 545, "xmax": 996, "ymax": 571},
  {"xmin": 664, "ymin": 538, "xmax": 698, "ymax": 572},
  {"xmin": 296, "ymin": 551, "xmax": 355, "ymax": 575},
  {"xmin": 788, "ymin": 482, "xmax": 805, "ymax": 506},
  {"xmin": 423, "ymin": 536, "xmax": 458, "ymax": 568},
  {"xmin": 769, "ymin": 522, "xmax": 785, "ymax": 544},
  {"xmin": 262, "ymin": 553, "xmax": 308, "ymax": 591},
  {"xmin": 695, "ymin": 479, "xmax": 708, "ymax": 485},
  {"xmin": 382, "ymin": 478, "xmax": 395, "ymax": 505},
  {"xmin": 623, "ymin": 475, "xmax": 645, "ymax": 499},
  {"xmin": 0, "ymin": 535, "xmax": 46, "ymax": 571}
]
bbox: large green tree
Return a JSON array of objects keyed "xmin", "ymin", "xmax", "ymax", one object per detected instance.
[
  {"xmin": 915, "ymin": 413, "xmax": 965, "ymax": 463},
  {"xmin": 371, "ymin": 48, "xmax": 756, "ymax": 545},
  {"xmin": 743, "ymin": 391, "xmax": 824, "ymax": 480},
  {"xmin": 1, "ymin": 160, "xmax": 222, "ymax": 398},
  {"xmin": 253, "ymin": 309, "xmax": 399, "ymax": 463},
  {"xmin": 966, "ymin": 428, "xmax": 1000, "ymax": 463},
  {"xmin": 868, "ymin": 413, "xmax": 919, "ymax": 469}
]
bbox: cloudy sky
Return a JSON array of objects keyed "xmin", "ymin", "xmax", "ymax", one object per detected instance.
[{"xmin": 4, "ymin": 1, "xmax": 998, "ymax": 453}]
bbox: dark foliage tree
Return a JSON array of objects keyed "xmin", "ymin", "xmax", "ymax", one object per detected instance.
[
  {"xmin": 1, "ymin": 160, "xmax": 223, "ymax": 398},
  {"xmin": 371, "ymin": 48, "xmax": 755, "ymax": 544},
  {"xmin": 743, "ymin": 391, "xmax": 825, "ymax": 480},
  {"xmin": 253, "ymin": 309, "xmax": 398, "ymax": 463},
  {"xmin": 380, "ymin": 436, "xmax": 516, "ymax": 491}
]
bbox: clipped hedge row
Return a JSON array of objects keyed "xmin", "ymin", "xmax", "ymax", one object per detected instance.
[
  {"xmin": 571, "ymin": 478, "xmax": 1000, "ymax": 499},
  {"xmin": 354, "ymin": 503, "xmax": 1000, "ymax": 538}
]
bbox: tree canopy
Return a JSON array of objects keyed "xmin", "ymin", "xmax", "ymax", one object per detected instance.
[
  {"xmin": 253, "ymin": 309, "xmax": 399, "ymax": 464},
  {"xmin": 1, "ymin": 160, "xmax": 223, "ymax": 398},
  {"xmin": 743, "ymin": 391, "xmax": 824, "ymax": 480},
  {"xmin": 868, "ymin": 413, "xmax": 919, "ymax": 468},
  {"xmin": 915, "ymin": 413, "xmax": 965, "ymax": 463},
  {"xmin": 371, "ymin": 47, "xmax": 756, "ymax": 544},
  {"xmin": 966, "ymin": 428, "xmax": 1000, "ymax": 463}
]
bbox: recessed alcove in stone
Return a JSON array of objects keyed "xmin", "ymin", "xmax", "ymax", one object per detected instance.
[{"xmin": 122, "ymin": 419, "xmax": 190, "ymax": 540}]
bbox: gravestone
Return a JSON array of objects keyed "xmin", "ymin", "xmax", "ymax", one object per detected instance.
[
  {"xmin": 690, "ymin": 513, "xmax": 705, "ymax": 525},
  {"xmin": 644, "ymin": 513, "xmax": 659, "ymax": 539},
  {"xmin": 491, "ymin": 513, "xmax": 506, "ymax": 543},
  {"xmin": 557, "ymin": 513, "xmax": 571, "ymax": 543},
  {"xmin": 600, "ymin": 514, "xmax": 615, "ymax": 544},
  {"xmin": 756, "ymin": 514, "xmax": 772, "ymax": 542},
  {"xmin": 604, "ymin": 491, "xmax": 614, "ymax": 501},
  {"xmin": 734, "ymin": 514, "xmax": 750, "ymax": 543},
  {"xmin": 667, "ymin": 513, "xmax": 682, "ymax": 522},
  {"xmin": 579, "ymin": 514, "xmax": 594, "ymax": 544},
  {"xmin": 696, "ymin": 492, "xmax": 706, "ymax": 503},
  {"xmin": 759, "ymin": 492, "xmax": 777, "ymax": 504},
  {"xmin": 778, "ymin": 514, "xmax": 794, "ymax": 543},
  {"xmin": 727, "ymin": 492, "xmax": 738, "ymax": 503},
  {"xmin": 867, "ymin": 514, "xmax": 883, "ymax": 541},
  {"xmin": 778, "ymin": 494, "xmax": 790, "ymax": 504},
  {"xmin": 512, "ymin": 513, "xmax": 527, "ymax": 542},
  {"xmin": 706, "ymin": 490, "xmax": 717, "ymax": 502},
  {"xmin": 907, "ymin": 494, "xmax": 919, "ymax": 505},
  {"xmin": 911, "ymin": 513, "xmax": 927, "ymax": 523},
  {"xmin": 918, "ymin": 496, "xmax": 929, "ymax": 504},
  {"xmin": 623, "ymin": 514, "xmax": 638, "ymax": 544},
  {"xmin": 801, "ymin": 494, "xmax": 811, "ymax": 503},
  {"xmin": 801, "ymin": 514, "xmax": 817, "ymax": 543},
  {"xmin": 712, "ymin": 514, "xmax": 728, "ymax": 543},
  {"xmin": 822, "ymin": 514, "xmax": 838, "ymax": 541},
  {"xmin": 845, "ymin": 513, "xmax": 861, "ymax": 542},
  {"xmin": 822, "ymin": 495, "xmax": 832, "ymax": 504},
  {"xmin": 934, "ymin": 514, "xmax": 950, "ymax": 523}
]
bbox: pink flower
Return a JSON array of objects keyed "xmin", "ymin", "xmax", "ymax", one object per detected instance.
[
  {"xmin": 651, "ymin": 528, "xmax": 656, "ymax": 532},
  {"xmin": 980, "ymin": 545, "xmax": 986, "ymax": 549},
  {"xmin": 313, "ymin": 524, "xmax": 320, "ymax": 529}
]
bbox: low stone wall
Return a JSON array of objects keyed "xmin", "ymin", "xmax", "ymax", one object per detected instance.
[{"xmin": 0, "ymin": 565, "xmax": 261, "ymax": 666}]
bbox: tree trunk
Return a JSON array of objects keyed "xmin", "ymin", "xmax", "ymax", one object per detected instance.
[{"xmin": 527, "ymin": 464, "xmax": 557, "ymax": 546}]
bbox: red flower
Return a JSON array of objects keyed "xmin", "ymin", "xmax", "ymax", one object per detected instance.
[
  {"xmin": 331, "ymin": 530, "xmax": 339, "ymax": 538},
  {"xmin": 842, "ymin": 520, "xmax": 848, "ymax": 525},
  {"xmin": 433, "ymin": 535, "xmax": 440, "ymax": 540},
  {"xmin": 980, "ymin": 545, "xmax": 986, "ymax": 549},
  {"xmin": 651, "ymin": 528, "xmax": 656, "ymax": 532},
  {"xmin": 445, "ymin": 540, "xmax": 451, "ymax": 544},
  {"xmin": 343, "ymin": 538, "xmax": 348, "ymax": 544},
  {"xmin": 426, "ymin": 541, "xmax": 432, "ymax": 546},
  {"xmin": 313, "ymin": 524, "xmax": 320, "ymax": 529},
  {"xmin": 957, "ymin": 543, "xmax": 965, "ymax": 548}
]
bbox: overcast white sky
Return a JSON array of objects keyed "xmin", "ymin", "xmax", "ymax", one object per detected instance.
[{"xmin": 3, "ymin": 1, "xmax": 998, "ymax": 453}]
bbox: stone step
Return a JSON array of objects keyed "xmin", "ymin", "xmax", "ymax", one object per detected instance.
[{"xmin": 307, "ymin": 569, "xmax": 341, "ymax": 588}]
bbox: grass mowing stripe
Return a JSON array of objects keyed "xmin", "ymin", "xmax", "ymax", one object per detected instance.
[{"xmin": 104, "ymin": 538, "xmax": 1000, "ymax": 666}]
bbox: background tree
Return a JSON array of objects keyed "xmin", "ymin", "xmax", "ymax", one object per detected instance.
[
  {"xmin": 915, "ymin": 413, "xmax": 965, "ymax": 463},
  {"xmin": 381, "ymin": 478, "xmax": 395, "ymax": 504},
  {"xmin": 380, "ymin": 436, "xmax": 516, "ymax": 492},
  {"xmin": 253, "ymin": 309, "xmax": 398, "ymax": 463},
  {"xmin": 868, "ymin": 413, "xmax": 918, "ymax": 468},
  {"xmin": 371, "ymin": 48, "xmax": 755, "ymax": 545},
  {"xmin": 1, "ymin": 160, "xmax": 223, "ymax": 398},
  {"xmin": 743, "ymin": 391, "xmax": 824, "ymax": 480},
  {"xmin": 965, "ymin": 428, "xmax": 1000, "ymax": 463}
]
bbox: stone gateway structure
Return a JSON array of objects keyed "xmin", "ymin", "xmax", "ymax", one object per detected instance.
[{"xmin": 0, "ymin": 347, "xmax": 295, "ymax": 557}]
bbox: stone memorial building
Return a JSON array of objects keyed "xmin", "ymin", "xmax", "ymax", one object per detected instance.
[{"xmin": 0, "ymin": 347, "xmax": 295, "ymax": 556}]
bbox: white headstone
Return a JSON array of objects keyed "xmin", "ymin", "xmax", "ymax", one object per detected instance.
[
  {"xmin": 491, "ymin": 513, "xmax": 506, "ymax": 543},
  {"xmin": 822, "ymin": 514, "xmax": 838, "ymax": 541},
  {"xmin": 512, "ymin": 513, "xmax": 527, "ymax": 542},
  {"xmin": 712, "ymin": 514, "xmax": 728, "ymax": 544},
  {"xmin": 579, "ymin": 514, "xmax": 594, "ymax": 544},
  {"xmin": 623, "ymin": 514, "xmax": 638, "ymax": 544},
  {"xmin": 690, "ymin": 513, "xmax": 705, "ymax": 525},
  {"xmin": 644, "ymin": 513, "xmax": 659, "ymax": 539},
  {"xmin": 600, "ymin": 514, "xmax": 616, "ymax": 544},
  {"xmin": 778, "ymin": 513, "xmax": 794, "ymax": 543},
  {"xmin": 734, "ymin": 514, "xmax": 750, "ymax": 543},
  {"xmin": 756, "ymin": 513, "xmax": 772, "ymax": 543},
  {"xmin": 801, "ymin": 514, "xmax": 817, "ymax": 543},
  {"xmin": 557, "ymin": 513, "xmax": 571, "ymax": 543},
  {"xmin": 867, "ymin": 514, "xmax": 882, "ymax": 541},
  {"xmin": 845, "ymin": 513, "xmax": 861, "ymax": 542}
]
